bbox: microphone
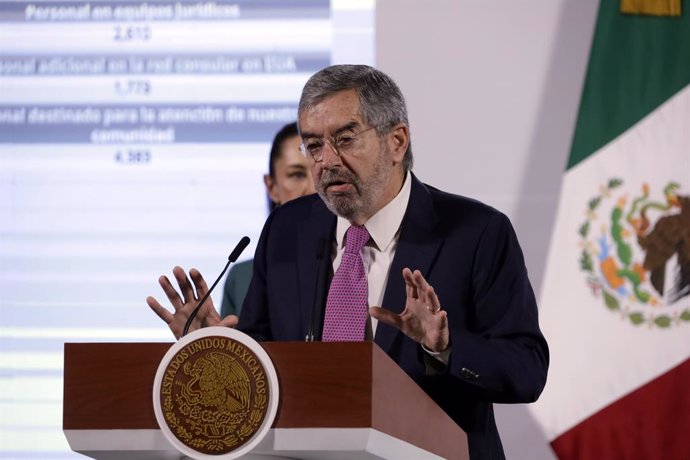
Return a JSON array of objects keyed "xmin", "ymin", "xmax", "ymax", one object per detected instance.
[
  {"xmin": 181, "ymin": 236, "xmax": 250, "ymax": 337},
  {"xmin": 305, "ymin": 238, "xmax": 327, "ymax": 341}
]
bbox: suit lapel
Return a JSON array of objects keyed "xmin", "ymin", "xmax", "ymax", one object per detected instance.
[
  {"xmin": 374, "ymin": 175, "xmax": 443, "ymax": 354},
  {"xmin": 297, "ymin": 199, "xmax": 336, "ymax": 340}
]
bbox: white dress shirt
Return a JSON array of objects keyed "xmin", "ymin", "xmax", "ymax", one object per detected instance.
[{"xmin": 331, "ymin": 171, "xmax": 412, "ymax": 337}]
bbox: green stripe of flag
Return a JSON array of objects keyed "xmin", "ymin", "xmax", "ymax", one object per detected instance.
[{"xmin": 568, "ymin": 0, "xmax": 690, "ymax": 169}]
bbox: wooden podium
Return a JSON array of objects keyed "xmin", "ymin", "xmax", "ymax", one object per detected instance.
[{"xmin": 64, "ymin": 341, "xmax": 468, "ymax": 459}]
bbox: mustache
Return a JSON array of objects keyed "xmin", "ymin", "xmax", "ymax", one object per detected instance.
[{"xmin": 319, "ymin": 168, "xmax": 359, "ymax": 188}]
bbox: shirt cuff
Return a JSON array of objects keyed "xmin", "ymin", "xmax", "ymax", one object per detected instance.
[{"xmin": 421, "ymin": 344, "xmax": 450, "ymax": 375}]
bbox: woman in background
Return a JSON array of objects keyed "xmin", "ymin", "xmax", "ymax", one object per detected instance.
[{"xmin": 220, "ymin": 122, "xmax": 315, "ymax": 318}]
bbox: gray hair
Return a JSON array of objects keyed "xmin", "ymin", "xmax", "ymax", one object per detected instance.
[{"xmin": 298, "ymin": 64, "xmax": 413, "ymax": 171}]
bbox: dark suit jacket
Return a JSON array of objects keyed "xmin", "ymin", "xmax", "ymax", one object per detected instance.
[{"xmin": 238, "ymin": 174, "xmax": 549, "ymax": 460}]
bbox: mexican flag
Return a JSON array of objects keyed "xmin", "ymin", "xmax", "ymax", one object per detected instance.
[{"xmin": 529, "ymin": 1, "xmax": 690, "ymax": 458}]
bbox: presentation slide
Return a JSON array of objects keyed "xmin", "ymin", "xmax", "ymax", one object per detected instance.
[{"xmin": 0, "ymin": 0, "xmax": 374, "ymax": 457}]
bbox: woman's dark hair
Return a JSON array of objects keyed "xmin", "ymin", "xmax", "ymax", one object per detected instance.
[
  {"xmin": 267, "ymin": 122, "xmax": 299, "ymax": 211},
  {"xmin": 268, "ymin": 122, "xmax": 299, "ymax": 179}
]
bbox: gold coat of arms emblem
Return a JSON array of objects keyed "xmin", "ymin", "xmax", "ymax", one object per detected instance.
[{"xmin": 153, "ymin": 327, "xmax": 279, "ymax": 459}]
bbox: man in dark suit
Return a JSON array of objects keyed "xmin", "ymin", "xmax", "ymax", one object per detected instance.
[{"xmin": 148, "ymin": 65, "xmax": 548, "ymax": 460}]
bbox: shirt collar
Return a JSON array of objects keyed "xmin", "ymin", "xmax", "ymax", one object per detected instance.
[{"xmin": 335, "ymin": 170, "xmax": 412, "ymax": 251}]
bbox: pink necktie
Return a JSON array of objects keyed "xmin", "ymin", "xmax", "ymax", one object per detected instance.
[{"xmin": 322, "ymin": 225, "xmax": 370, "ymax": 342}]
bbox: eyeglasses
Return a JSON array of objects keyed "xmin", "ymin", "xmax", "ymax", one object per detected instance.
[{"xmin": 299, "ymin": 126, "xmax": 377, "ymax": 162}]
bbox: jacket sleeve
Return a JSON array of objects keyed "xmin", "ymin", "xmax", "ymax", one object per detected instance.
[
  {"xmin": 446, "ymin": 212, "xmax": 549, "ymax": 404},
  {"xmin": 236, "ymin": 211, "xmax": 276, "ymax": 341}
]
